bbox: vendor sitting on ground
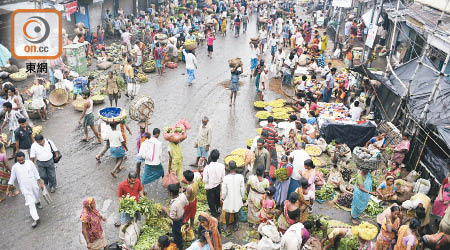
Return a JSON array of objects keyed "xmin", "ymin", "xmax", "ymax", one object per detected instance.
[
  {"xmin": 386, "ymin": 161, "xmax": 401, "ymax": 179},
  {"xmin": 300, "ymin": 118, "xmax": 316, "ymax": 144},
  {"xmin": 365, "ymin": 133, "xmax": 386, "ymax": 151},
  {"xmin": 376, "ymin": 175, "xmax": 398, "ymax": 202},
  {"xmin": 332, "ymin": 140, "xmax": 351, "ymax": 166}
]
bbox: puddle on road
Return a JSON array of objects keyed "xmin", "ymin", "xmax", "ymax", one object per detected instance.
[{"xmin": 218, "ymin": 80, "xmax": 245, "ymax": 89}]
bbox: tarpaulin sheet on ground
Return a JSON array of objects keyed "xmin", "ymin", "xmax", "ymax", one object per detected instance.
[{"xmin": 320, "ymin": 120, "xmax": 377, "ymax": 149}]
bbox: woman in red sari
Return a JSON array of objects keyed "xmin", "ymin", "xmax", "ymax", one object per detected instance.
[
  {"xmin": 80, "ymin": 197, "xmax": 107, "ymax": 250},
  {"xmin": 277, "ymin": 192, "xmax": 300, "ymax": 233}
]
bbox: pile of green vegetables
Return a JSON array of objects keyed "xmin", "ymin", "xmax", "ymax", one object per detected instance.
[
  {"xmin": 197, "ymin": 181, "xmax": 207, "ymax": 202},
  {"xmin": 337, "ymin": 235, "xmax": 360, "ymax": 250},
  {"xmin": 364, "ymin": 200, "xmax": 384, "ymax": 216},
  {"xmin": 316, "ymin": 184, "xmax": 334, "ymax": 201},
  {"xmin": 119, "ymin": 194, "xmax": 139, "ymax": 216},
  {"xmin": 120, "ymin": 196, "xmax": 172, "ymax": 250},
  {"xmin": 275, "ymin": 168, "xmax": 289, "ymax": 181}
]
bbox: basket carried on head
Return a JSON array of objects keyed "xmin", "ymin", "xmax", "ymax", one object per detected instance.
[
  {"xmin": 354, "ymin": 153, "xmax": 382, "ymax": 171},
  {"xmin": 184, "ymin": 40, "xmax": 198, "ymax": 50},
  {"xmin": 128, "ymin": 96, "xmax": 155, "ymax": 122},
  {"xmin": 98, "ymin": 107, "xmax": 128, "ymax": 122},
  {"xmin": 224, "ymin": 154, "xmax": 245, "ymax": 173},
  {"xmin": 155, "ymin": 34, "xmax": 168, "ymax": 41},
  {"xmin": 228, "ymin": 57, "xmax": 242, "ymax": 67},
  {"xmin": 250, "ymin": 37, "xmax": 260, "ymax": 45}
]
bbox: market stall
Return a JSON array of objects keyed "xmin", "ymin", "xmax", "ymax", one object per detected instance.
[{"xmin": 317, "ymin": 102, "xmax": 377, "ymax": 149}]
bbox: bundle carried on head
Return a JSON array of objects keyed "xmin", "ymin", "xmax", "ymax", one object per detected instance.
[
  {"xmin": 163, "ymin": 119, "xmax": 191, "ymax": 143},
  {"xmin": 228, "ymin": 57, "xmax": 242, "ymax": 67}
]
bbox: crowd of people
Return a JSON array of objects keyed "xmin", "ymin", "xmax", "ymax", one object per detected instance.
[{"xmin": 1, "ymin": 0, "xmax": 450, "ymax": 250}]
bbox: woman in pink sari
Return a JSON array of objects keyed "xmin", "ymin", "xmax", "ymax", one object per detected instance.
[
  {"xmin": 432, "ymin": 172, "xmax": 450, "ymax": 217},
  {"xmin": 391, "ymin": 133, "xmax": 410, "ymax": 164},
  {"xmin": 300, "ymin": 159, "xmax": 317, "ymax": 194}
]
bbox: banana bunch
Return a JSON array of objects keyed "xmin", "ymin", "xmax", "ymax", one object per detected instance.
[
  {"xmin": 275, "ymin": 168, "xmax": 289, "ymax": 181},
  {"xmin": 225, "ymin": 155, "xmax": 245, "ymax": 167},
  {"xmin": 137, "ymin": 72, "xmax": 148, "ymax": 83},
  {"xmin": 143, "ymin": 60, "xmax": 156, "ymax": 72}
]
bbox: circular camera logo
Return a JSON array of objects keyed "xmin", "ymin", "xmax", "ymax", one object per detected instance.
[{"xmin": 23, "ymin": 16, "xmax": 50, "ymax": 44}]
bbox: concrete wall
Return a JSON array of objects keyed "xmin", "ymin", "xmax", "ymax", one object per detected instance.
[
  {"xmin": 120, "ymin": 0, "xmax": 134, "ymax": 15},
  {"xmin": 103, "ymin": 0, "xmax": 115, "ymax": 17},
  {"xmin": 89, "ymin": 2, "xmax": 104, "ymax": 31}
]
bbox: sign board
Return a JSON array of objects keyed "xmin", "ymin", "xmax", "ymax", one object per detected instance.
[
  {"xmin": 65, "ymin": 1, "xmax": 78, "ymax": 15},
  {"xmin": 332, "ymin": 0, "xmax": 353, "ymax": 8},
  {"xmin": 365, "ymin": 24, "xmax": 378, "ymax": 48}
]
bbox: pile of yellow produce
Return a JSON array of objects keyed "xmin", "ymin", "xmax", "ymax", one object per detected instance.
[
  {"xmin": 273, "ymin": 112, "xmax": 289, "ymax": 120},
  {"xmin": 306, "ymin": 145, "xmax": 322, "ymax": 156},
  {"xmin": 92, "ymin": 95, "xmax": 105, "ymax": 101},
  {"xmin": 312, "ymin": 157, "xmax": 323, "ymax": 167},
  {"xmin": 184, "ymin": 39, "xmax": 198, "ymax": 50},
  {"xmin": 246, "ymin": 138, "xmax": 253, "ymax": 148},
  {"xmin": 272, "ymin": 107, "xmax": 289, "ymax": 113},
  {"xmin": 256, "ymin": 128, "xmax": 262, "ymax": 135},
  {"xmin": 143, "ymin": 60, "xmax": 156, "ymax": 72},
  {"xmin": 224, "ymin": 155, "xmax": 245, "ymax": 167},
  {"xmin": 255, "ymin": 111, "xmax": 271, "ymax": 119},
  {"xmin": 137, "ymin": 72, "xmax": 148, "ymax": 83},
  {"xmin": 32, "ymin": 126, "xmax": 42, "ymax": 136},
  {"xmin": 231, "ymin": 148, "xmax": 246, "ymax": 157},
  {"xmin": 352, "ymin": 221, "xmax": 378, "ymax": 241},
  {"xmin": 9, "ymin": 72, "xmax": 28, "ymax": 81},
  {"xmin": 254, "ymin": 101, "xmax": 268, "ymax": 108},
  {"xmin": 1, "ymin": 133, "xmax": 8, "ymax": 143},
  {"xmin": 268, "ymin": 99, "xmax": 286, "ymax": 108}
]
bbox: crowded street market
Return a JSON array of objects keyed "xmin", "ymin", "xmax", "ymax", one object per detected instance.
[{"xmin": 0, "ymin": 0, "xmax": 450, "ymax": 249}]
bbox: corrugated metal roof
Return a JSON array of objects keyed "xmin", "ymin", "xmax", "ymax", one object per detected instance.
[{"xmin": 407, "ymin": 3, "xmax": 450, "ymax": 36}]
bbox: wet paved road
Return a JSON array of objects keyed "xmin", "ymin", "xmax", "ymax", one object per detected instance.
[{"xmin": 0, "ymin": 13, "xmax": 284, "ymax": 250}]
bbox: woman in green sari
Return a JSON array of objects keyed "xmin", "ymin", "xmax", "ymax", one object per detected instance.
[{"xmin": 351, "ymin": 169, "xmax": 377, "ymax": 224}]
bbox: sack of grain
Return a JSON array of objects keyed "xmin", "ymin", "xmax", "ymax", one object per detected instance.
[{"xmin": 96, "ymin": 61, "xmax": 113, "ymax": 70}]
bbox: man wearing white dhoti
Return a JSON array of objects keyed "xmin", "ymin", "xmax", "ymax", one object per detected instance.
[{"xmin": 6, "ymin": 151, "xmax": 44, "ymax": 228}]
